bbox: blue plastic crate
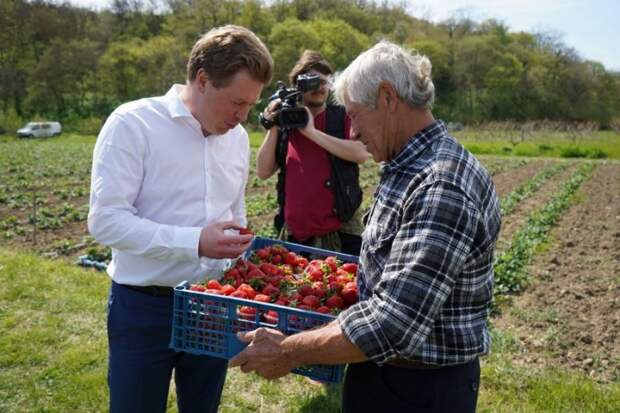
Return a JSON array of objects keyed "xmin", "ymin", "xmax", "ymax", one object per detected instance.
[{"xmin": 169, "ymin": 237, "xmax": 358, "ymax": 383}]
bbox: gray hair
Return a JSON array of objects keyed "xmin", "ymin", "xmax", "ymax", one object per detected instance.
[{"xmin": 333, "ymin": 41, "xmax": 434, "ymax": 109}]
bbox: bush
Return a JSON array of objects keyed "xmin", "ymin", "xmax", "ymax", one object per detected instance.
[
  {"xmin": 538, "ymin": 144, "xmax": 553, "ymax": 152},
  {"xmin": 587, "ymin": 149, "xmax": 607, "ymax": 159},
  {"xmin": 64, "ymin": 116, "xmax": 105, "ymax": 135},
  {"xmin": 560, "ymin": 147, "xmax": 588, "ymax": 158},
  {"xmin": 0, "ymin": 109, "xmax": 26, "ymax": 134}
]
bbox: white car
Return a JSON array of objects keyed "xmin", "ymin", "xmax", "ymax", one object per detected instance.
[{"xmin": 17, "ymin": 122, "xmax": 62, "ymax": 138}]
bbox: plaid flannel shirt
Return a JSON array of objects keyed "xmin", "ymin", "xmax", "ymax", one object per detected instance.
[{"xmin": 338, "ymin": 120, "xmax": 501, "ymax": 365}]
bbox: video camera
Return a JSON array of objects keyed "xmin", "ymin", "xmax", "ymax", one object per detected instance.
[{"xmin": 259, "ymin": 73, "xmax": 322, "ymax": 130}]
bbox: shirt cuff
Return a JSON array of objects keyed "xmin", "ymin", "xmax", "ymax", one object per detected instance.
[
  {"xmin": 337, "ymin": 297, "xmax": 397, "ymax": 365},
  {"xmin": 172, "ymin": 226, "xmax": 202, "ymax": 261}
]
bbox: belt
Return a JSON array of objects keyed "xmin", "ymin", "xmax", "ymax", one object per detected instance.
[
  {"xmin": 121, "ymin": 284, "xmax": 174, "ymax": 297},
  {"xmin": 387, "ymin": 359, "xmax": 444, "ymax": 370}
]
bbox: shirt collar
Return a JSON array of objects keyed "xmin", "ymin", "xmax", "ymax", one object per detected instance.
[
  {"xmin": 384, "ymin": 120, "xmax": 447, "ymax": 173},
  {"xmin": 165, "ymin": 84, "xmax": 194, "ymax": 119}
]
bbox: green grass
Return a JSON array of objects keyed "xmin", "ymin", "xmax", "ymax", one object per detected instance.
[
  {"xmin": 455, "ymin": 131, "xmax": 620, "ymax": 159},
  {"xmin": 1, "ymin": 247, "xmax": 618, "ymax": 412}
]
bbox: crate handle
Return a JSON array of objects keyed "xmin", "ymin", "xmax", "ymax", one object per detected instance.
[{"xmin": 227, "ymin": 334, "xmax": 248, "ymax": 358}]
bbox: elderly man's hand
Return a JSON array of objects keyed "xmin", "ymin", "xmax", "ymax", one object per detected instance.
[{"xmin": 229, "ymin": 328, "xmax": 296, "ymax": 380}]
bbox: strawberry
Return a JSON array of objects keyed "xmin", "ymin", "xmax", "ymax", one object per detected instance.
[
  {"xmin": 262, "ymin": 283, "xmax": 280, "ymax": 297},
  {"xmin": 301, "ymin": 295, "xmax": 320, "ymax": 308},
  {"xmin": 238, "ymin": 306, "xmax": 257, "ymax": 320},
  {"xmin": 329, "ymin": 281, "xmax": 343, "ymax": 294},
  {"xmin": 239, "ymin": 227, "xmax": 254, "ymax": 235},
  {"xmin": 297, "ymin": 284, "xmax": 313, "ymax": 297},
  {"xmin": 296, "ymin": 257, "xmax": 309, "ymax": 269},
  {"xmin": 254, "ymin": 294, "xmax": 271, "ymax": 303},
  {"xmin": 325, "ymin": 256, "xmax": 339, "ymax": 273},
  {"xmin": 341, "ymin": 262, "xmax": 358, "ymax": 276},
  {"xmin": 230, "ymin": 289, "xmax": 249, "ymax": 299},
  {"xmin": 256, "ymin": 248, "xmax": 270, "ymax": 260},
  {"xmin": 342, "ymin": 282, "xmax": 358, "ymax": 306},
  {"xmin": 237, "ymin": 283, "xmax": 257, "ymax": 299},
  {"xmin": 263, "ymin": 310, "xmax": 279, "ymax": 324},
  {"xmin": 220, "ymin": 284, "xmax": 235, "ymax": 296},
  {"xmin": 206, "ymin": 279, "xmax": 222, "ymax": 290},
  {"xmin": 316, "ymin": 306, "xmax": 331, "ymax": 314},
  {"xmin": 189, "ymin": 284, "xmax": 206, "ymax": 292},
  {"xmin": 307, "ymin": 266, "xmax": 324, "ymax": 282},
  {"xmin": 311, "ymin": 281, "xmax": 327, "ymax": 298},
  {"xmin": 284, "ymin": 252, "xmax": 298, "ymax": 266},
  {"xmin": 325, "ymin": 295, "xmax": 345, "ymax": 309}
]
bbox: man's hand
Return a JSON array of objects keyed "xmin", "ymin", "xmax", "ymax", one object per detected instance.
[
  {"xmin": 298, "ymin": 106, "xmax": 317, "ymax": 139},
  {"xmin": 260, "ymin": 100, "xmax": 282, "ymax": 130},
  {"xmin": 198, "ymin": 221, "xmax": 253, "ymax": 258},
  {"xmin": 229, "ymin": 328, "xmax": 296, "ymax": 380}
]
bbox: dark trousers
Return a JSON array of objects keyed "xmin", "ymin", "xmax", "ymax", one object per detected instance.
[
  {"xmin": 107, "ymin": 281, "xmax": 228, "ymax": 413},
  {"xmin": 288, "ymin": 231, "xmax": 362, "ymax": 256},
  {"xmin": 343, "ymin": 358, "xmax": 480, "ymax": 413}
]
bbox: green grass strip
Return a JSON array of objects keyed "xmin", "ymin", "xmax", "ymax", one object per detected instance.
[
  {"xmin": 245, "ymin": 192, "xmax": 278, "ymax": 217},
  {"xmin": 500, "ymin": 161, "xmax": 570, "ymax": 216},
  {"xmin": 494, "ymin": 162, "xmax": 596, "ymax": 294}
]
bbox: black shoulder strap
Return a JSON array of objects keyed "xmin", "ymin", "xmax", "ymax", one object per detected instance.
[
  {"xmin": 325, "ymin": 105, "xmax": 346, "ymax": 140},
  {"xmin": 275, "ymin": 128, "xmax": 288, "ymax": 169},
  {"xmin": 325, "ymin": 105, "xmax": 363, "ymax": 223},
  {"xmin": 274, "ymin": 128, "xmax": 288, "ymax": 231}
]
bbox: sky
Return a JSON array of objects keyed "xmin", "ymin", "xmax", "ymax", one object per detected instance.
[{"xmin": 65, "ymin": 0, "xmax": 620, "ymax": 71}]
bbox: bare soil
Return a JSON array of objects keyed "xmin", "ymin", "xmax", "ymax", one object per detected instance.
[
  {"xmin": 496, "ymin": 163, "xmax": 578, "ymax": 251},
  {"xmin": 494, "ymin": 162, "xmax": 620, "ymax": 382},
  {"xmin": 491, "ymin": 159, "xmax": 551, "ymax": 199}
]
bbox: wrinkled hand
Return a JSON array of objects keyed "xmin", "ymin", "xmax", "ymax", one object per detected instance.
[
  {"xmin": 198, "ymin": 221, "xmax": 253, "ymax": 259},
  {"xmin": 229, "ymin": 328, "xmax": 296, "ymax": 380}
]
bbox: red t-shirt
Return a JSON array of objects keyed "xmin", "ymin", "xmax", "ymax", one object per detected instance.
[{"xmin": 284, "ymin": 108, "xmax": 351, "ymax": 241}]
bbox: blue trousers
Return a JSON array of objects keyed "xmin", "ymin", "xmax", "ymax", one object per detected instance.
[
  {"xmin": 107, "ymin": 281, "xmax": 228, "ymax": 413},
  {"xmin": 343, "ymin": 358, "xmax": 480, "ymax": 412}
]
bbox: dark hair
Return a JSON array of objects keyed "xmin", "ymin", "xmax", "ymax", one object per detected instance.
[
  {"xmin": 187, "ymin": 25, "xmax": 273, "ymax": 88},
  {"xmin": 288, "ymin": 50, "xmax": 333, "ymax": 86}
]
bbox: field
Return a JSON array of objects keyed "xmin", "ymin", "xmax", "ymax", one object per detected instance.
[{"xmin": 1, "ymin": 131, "xmax": 619, "ymax": 412}]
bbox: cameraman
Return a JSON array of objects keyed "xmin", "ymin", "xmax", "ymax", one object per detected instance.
[{"xmin": 256, "ymin": 50, "xmax": 370, "ymax": 255}]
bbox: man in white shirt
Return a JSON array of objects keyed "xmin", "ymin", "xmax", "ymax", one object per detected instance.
[{"xmin": 88, "ymin": 25, "xmax": 273, "ymax": 413}]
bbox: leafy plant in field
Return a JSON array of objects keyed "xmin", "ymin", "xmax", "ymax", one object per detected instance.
[
  {"xmin": 500, "ymin": 162, "xmax": 570, "ymax": 216},
  {"xmin": 246, "ymin": 192, "xmax": 278, "ymax": 217},
  {"xmin": 494, "ymin": 162, "xmax": 596, "ymax": 294}
]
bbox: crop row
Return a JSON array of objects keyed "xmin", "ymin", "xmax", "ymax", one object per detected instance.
[
  {"xmin": 500, "ymin": 162, "xmax": 570, "ymax": 216},
  {"xmin": 493, "ymin": 162, "xmax": 596, "ymax": 295}
]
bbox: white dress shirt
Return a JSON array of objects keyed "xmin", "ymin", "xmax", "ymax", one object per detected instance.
[{"xmin": 88, "ymin": 84, "xmax": 249, "ymax": 287}]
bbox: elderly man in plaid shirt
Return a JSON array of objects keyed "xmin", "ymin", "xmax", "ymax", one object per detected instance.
[{"xmin": 230, "ymin": 40, "xmax": 501, "ymax": 413}]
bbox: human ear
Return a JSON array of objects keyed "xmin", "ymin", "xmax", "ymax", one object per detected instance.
[{"xmin": 378, "ymin": 81, "xmax": 397, "ymax": 112}]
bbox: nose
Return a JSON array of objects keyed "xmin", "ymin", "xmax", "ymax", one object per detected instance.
[{"xmin": 237, "ymin": 107, "xmax": 250, "ymax": 123}]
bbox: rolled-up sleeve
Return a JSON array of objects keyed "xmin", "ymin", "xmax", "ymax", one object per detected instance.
[{"xmin": 338, "ymin": 181, "xmax": 480, "ymax": 364}]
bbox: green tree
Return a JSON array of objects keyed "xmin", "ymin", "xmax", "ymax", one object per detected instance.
[
  {"xmin": 308, "ymin": 18, "xmax": 369, "ymax": 70},
  {"xmin": 268, "ymin": 18, "xmax": 321, "ymax": 84}
]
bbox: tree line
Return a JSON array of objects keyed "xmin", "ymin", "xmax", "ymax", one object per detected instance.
[{"xmin": 1, "ymin": 0, "xmax": 619, "ymax": 132}]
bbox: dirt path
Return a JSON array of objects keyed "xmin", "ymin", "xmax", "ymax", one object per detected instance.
[
  {"xmin": 491, "ymin": 159, "xmax": 551, "ymax": 199},
  {"xmin": 496, "ymin": 163, "xmax": 577, "ymax": 250},
  {"xmin": 494, "ymin": 162, "xmax": 620, "ymax": 382}
]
